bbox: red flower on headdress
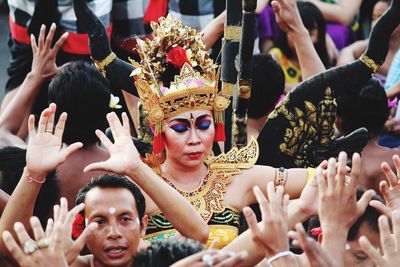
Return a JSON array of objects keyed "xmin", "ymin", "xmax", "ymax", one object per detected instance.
[
  {"xmin": 166, "ymin": 46, "xmax": 191, "ymax": 69},
  {"xmin": 72, "ymin": 213, "xmax": 85, "ymax": 239}
]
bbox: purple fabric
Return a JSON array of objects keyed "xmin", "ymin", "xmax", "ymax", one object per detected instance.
[
  {"xmin": 326, "ymin": 23, "xmax": 354, "ymax": 50},
  {"xmin": 256, "ymin": 6, "xmax": 354, "ymax": 51},
  {"xmin": 256, "ymin": 6, "xmax": 281, "ymax": 41}
]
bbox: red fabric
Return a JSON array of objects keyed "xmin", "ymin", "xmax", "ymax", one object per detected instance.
[
  {"xmin": 153, "ymin": 133, "xmax": 165, "ymax": 154},
  {"xmin": 9, "ymin": 16, "xmax": 113, "ymax": 55},
  {"xmin": 72, "ymin": 214, "xmax": 85, "ymax": 239},
  {"xmin": 62, "ymin": 24, "xmax": 113, "ymax": 55},
  {"xmin": 143, "ymin": 0, "xmax": 168, "ymax": 24},
  {"xmin": 214, "ymin": 123, "xmax": 226, "ymax": 142},
  {"xmin": 9, "ymin": 16, "xmax": 31, "ymax": 44}
]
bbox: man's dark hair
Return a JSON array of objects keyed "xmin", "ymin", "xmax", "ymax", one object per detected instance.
[
  {"xmin": 0, "ymin": 146, "xmax": 60, "ymax": 226},
  {"xmin": 75, "ymin": 174, "xmax": 146, "ymax": 224},
  {"xmin": 48, "ymin": 61, "xmax": 111, "ymax": 146},
  {"xmin": 132, "ymin": 238, "xmax": 204, "ymax": 267},
  {"xmin": 336, "ymin": 77, "xmax": 389, "ymax": 138},
  {"xmin": 248, "ymin": 54, "xmax": 285, "ymax": 119}
]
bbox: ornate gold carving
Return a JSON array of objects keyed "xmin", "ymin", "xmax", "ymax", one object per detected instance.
[
  {"xmin": 224, "ymin": 26, "xmax": 242, "ymax": 41},
  {"xmin": 162, "ymin": 168, "xmax": 238, "ymax": 222},
  {"xmin": 268, "ymin": 88, "xmax": 336, "ymax": 167},
  {"xmin": 129, "ymin": 15, "xmax": 232, "ymax": 125},
  {"xmin": 214, "ymin": 95, "xmax": 230, "ymax": 111},
  {"xmin": 208, "ymin": 136, "xmax": 259, "ymax": 169}
]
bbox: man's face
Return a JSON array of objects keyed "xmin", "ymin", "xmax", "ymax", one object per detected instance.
[
  {"xmin": 85, "ymin": 187, "xmax": 147, "ymax": 267},
  {"xmin": 344, "ymin": 222, "xmax": 380, "ymax": 267}
]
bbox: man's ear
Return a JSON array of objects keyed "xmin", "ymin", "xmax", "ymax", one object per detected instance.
[{"xmin": 140, "ymin": 215, "xmax": 148, "ymax": 237}]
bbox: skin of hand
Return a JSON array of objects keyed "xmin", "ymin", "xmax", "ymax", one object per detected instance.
[
  {"xmin": 317, "ymin": 152, "xmax": 375, "ymax": 267},
  {"xmin": 318, "ymin": 152, "xmax": 375, "ymax": 232},
  {"xmin": 359, "ymin": 210, "xmax": 400, "ymax": 267},
  {"xmin": 288, "ymin": 223, "xmax": 339, "ymax": 267},
  {"xmin": 26, "ymin": 103, "xmax": 83, "ymax": 180},
  {"xmin": 1, "ymin": 197, "xmax": 97, "ymax": 266},
  {"xmin": 370, "ymin": 155, "xmax": 400, "ymax": 217},
  {"xmin": 51, "ymin": 198, "xmax": 98, "ymax": 264},
  {"xmin": 271, "ymin": 0, "xmax": 307, "ymax": 34},
  {"xmin": 243, "ymin": 183, "xmax": 290, "ymax": 258},
  {"xmin": 2, "ymin": 216, "xmax": 68, "ymax": 267},
  {"xmin": 83, "ymin": 112, "xmax": 142, "ymax": 175},
  {"xmin": 30, "ymin": 23, "xmax": 69, "ymax": 81},
  {"xmin": 0, "ymin": 23, "xmax": 68, "ymax": 138},
  {"xmin": 170, "ymin": 249, "xmax": 248, "ymax": 267}
]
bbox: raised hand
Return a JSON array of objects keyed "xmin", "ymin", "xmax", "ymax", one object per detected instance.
[
  {"xmin": 318, "ymin": 152, "xmax": 375, "ymax": 231},
  {"xmin": 30, "ymin": 23, "xmax": 69, "ymax": 81},
  {"xmin": 26, "ymin": 103, "xmax": 83, "ymax": 180},
  {"xmin": 317, "ymin": 152, "xmax": 375, "ymax": 267},
  {"xmin": 243, "ymin": 183, "xmax": 295, "ymax": 265},
  {"xmin": 370, "ymin": 155, "xmax": 400, "ymax": 217},
  {"xmin": 84, "ymin": 112, "xmax": 141, "ymax": 175},
  {"xmin": 359, "ymin": 210, "xmax": 400, "ymax": 267},
  {"xmin": 52, "ymin": 198, "xmax": 98, "ymax": 264},
  {"xmin": 170, "ymin": 250, "xmax": 248, "ymax": 267},
  {"xmin": 271, "ymin": 0, "xmax": 304, "ymax": 34},
  {"xmin": 2, "ymin": 217, "xmax": 68, "ymax": 267},
  {"xmin": 288, "ymin": 223, "xmax": 339, "ymax": 267}
]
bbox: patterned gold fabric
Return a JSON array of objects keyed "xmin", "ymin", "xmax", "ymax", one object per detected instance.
[
  {"xmin": 144, "ymin": 138, "xmax": 259, "ymax": 248},
  {"xmin": 145, "ymin": 207, "xmax": 240, "ymax": 249}
]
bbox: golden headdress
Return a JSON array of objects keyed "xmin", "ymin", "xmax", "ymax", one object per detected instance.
[{"xmin": 130, "ymin": 15, "xmax": 232, "ymax": 154}]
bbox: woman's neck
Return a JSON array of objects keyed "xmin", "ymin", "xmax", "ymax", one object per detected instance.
[{"xmin": 162, "ymin": 158, "xmax": 207, "ymax": 190}]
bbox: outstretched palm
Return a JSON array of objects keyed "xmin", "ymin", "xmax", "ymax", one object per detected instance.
[
  {"xmin": 84, "ymin": 112, "xmax": 141, "ymax": 175},
  {"xmin": 26, "ymin": 103, "xmax": 83, "ymax": 179}
]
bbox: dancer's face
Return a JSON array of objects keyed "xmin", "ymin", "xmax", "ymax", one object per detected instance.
[{"xmin": 164, "ymin": 110, "xmax": 215, "ymax": 168}]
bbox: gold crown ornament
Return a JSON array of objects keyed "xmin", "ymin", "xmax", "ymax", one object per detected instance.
[{"xmin": 130, "ymin": 15, "xmax": 232, "ymax": 154}]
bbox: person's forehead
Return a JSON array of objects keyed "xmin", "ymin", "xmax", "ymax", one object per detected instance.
[
  {"xmin": 84, "ymin": 187, "xmax": 138, "ymax": 214},
  {"xmin": 167, "ymin": 110, "xmax": 212, "ymax": 121}
]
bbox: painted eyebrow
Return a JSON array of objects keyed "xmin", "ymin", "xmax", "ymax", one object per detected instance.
[{"xmin": 169, "ymin": 114, "xmax": 212, "ymax": 124}]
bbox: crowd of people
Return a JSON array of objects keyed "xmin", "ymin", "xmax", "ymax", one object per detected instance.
[{"xmin": 1, "ymin": 0, "xmax": 400, "ymax": 266}]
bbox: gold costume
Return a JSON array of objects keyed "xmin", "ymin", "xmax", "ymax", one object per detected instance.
[{"xmin": 144, "ymin": 138, "xmax": 259, "ymax": 249}]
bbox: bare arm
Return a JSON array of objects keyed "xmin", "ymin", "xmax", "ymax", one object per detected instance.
[
  {"xmin": 0, "ymin": 189, "xmax": 9, "ymax": 216},
  {"xmin": 84, "ymin": 112, "xmax": 209, "ymax": 243},
  {"xmin": 305, "ymin": 0, "xmax": 363, "ymax": 26},
  {"xmin": 223, "ymin": 169, "xmax": 318, "ymax": 267},
  {"xmin": 242, "ymin": 165, "xmax": 308, "ymax": 206},
  {"xmin": 0, "ymin": 104, "xmax": 83, "ymax": 257},
  {"xmin": 0, "ymin": 24, "xmax": 68, "ymax": 136},
  {"xmin": 272, "ymin": 0, "xmax": 326, "ymax": 78},
  {"xmin": 201, "ymin": 10, "xmax": 226, "ymax": 51},
  {"xmin": 337, "ymin": 40, "xmax": 368, "ymax": 66}
]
